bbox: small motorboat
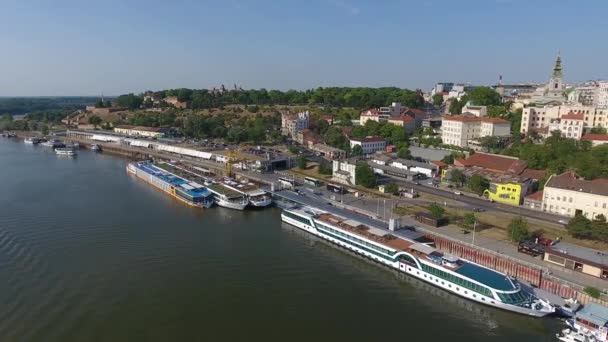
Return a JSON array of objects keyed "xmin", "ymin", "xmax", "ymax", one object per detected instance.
[
  {"xmin": 556, "ymin": 328, "xmax": 599, "ymax": 342},
  {"xmin": 55, "ymin": 147, "xmax": 76, "ymax": 156},
  {"xmin": 90, "ymin": 144, "xmax": 102, "ymax": 152}
]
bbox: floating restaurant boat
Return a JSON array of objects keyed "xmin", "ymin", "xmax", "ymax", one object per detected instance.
[
  {"xmin": 24, "ymin": 137, "xmax": 40, "ymax": 144},
  {"xmin": 565, "ymin": 303, "xmax": 608, "ymax": 341},
  {"xmin": 54, "ymin": 147, "xmax": 76, "ymax": 156},
  {"xmin": 127, "ymin": 161, "xmax": 214, "ymax": 208},
  {"xmin": 281, "ymin": 206, "xmax": 555, "ymax": 317},
  {"xmin": 248, "ymin": 190, "xmax": 273, "ymax": 208},
  {"xmin": 42, "ymin": 139, "xmax": 64, "ymax": 148}
]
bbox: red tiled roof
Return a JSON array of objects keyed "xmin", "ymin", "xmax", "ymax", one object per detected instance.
[
  {"xmin": 431, "ymin": 161, "xmax": 447, "ymax": 167},
  {"xmin": 388, "ymin": 116, "xmax": 414, "ymax": 122},
  {"xmin": 480, "ymin": 117, "xmax": 510, "ymax": 124},
  {"xmin": 459, "ymin": 152, "xmax": 527, "ymax": 174},
  {"xmin": 443, "ymin": 116, "xmax": 509, "ymax": 124},
  {"xmin": 582, "ymin": 134, "xmax": 608, "ymax": 141},
  {"xmin": 342, "ymin": 127, "xmax": 353, "ymax": 137},
  {"xmin": 561, "ymin": 112, "xmax": 584, "ymax": 120},
  {"xmin": 454, "ymin": 158, "xmax": 467, "ymax": 166},
  {"xmin": 525, "ymin": 191, "xmax": 543, "ymax": 201},
  {"xmin": 520, "ymin": 169, "xmax": 546, "ymax": 180},
  {"xmin": 361, "ymin": 109, "xmax": 379, "ymax": 116},
  {"xmin": 351, "ymin": 136, "xmax": 385, "ymax": 143},
  {"xmin": 546, "ymin": 172, "xmax": 608, "ymax": 196}
]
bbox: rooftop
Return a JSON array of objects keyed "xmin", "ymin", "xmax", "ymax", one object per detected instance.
[
  {"xmin": 115, "ymin": 125, "xmax": 163, "ymax": 132},
  {"xmin": 455, "ymin": 262, "xmax": 517, "ymax": 291},
  {"xmin": 455, "ymin": 152, "xmax": 527, "ymax": 175},
  {"xmin": 561, "ymin": 112, "xmax": 585, "ymax": 120},
  {"xmin": 576, "ymin": 303, "xmax": 608, "ymax": 327},
  {"xmin": 350, "ymin": 136, "xmax": 386, "ymax": 143},
  {"xmin": 546, "ymin": 241, "xmax": 608, "ymax": 270},
  {"xmin": 442, "ymin": 116, "xmax": 509, "ymax": 124},
  {"xmin": 582, "ymin": 134, "xmax": 608, "ymax": 141},
  {"xmin": 409, "ymin": 146, "xmax": 453, "ymax": 162},
  {"xmin": 524, "ymin": 190, "xmax": 544, "ymax": 201},
  {"xmin": 545, "ymin": 172, "xmax": 608, "ymax": 197},
  {"xmin": 388, "ymin": 116, "xmax": 414, "ymax": 122}
]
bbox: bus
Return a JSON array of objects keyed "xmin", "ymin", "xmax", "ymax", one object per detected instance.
[
  {"xmin": 278, "ymin": 177, "xmax": 297, "ymax": 188},
  {"xmin": 326, "ymin": 183, "xmax": 346, "ymax": 194},
  {"xmin": 304, "ymin": 177, "xmax": 323, "ymax": 187}
]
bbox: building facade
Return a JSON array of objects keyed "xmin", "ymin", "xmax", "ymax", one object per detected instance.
[
  {"xmin": 542, "ymin": 172, "xmax": 608, "ymax": 219},
  {"xmin": 521, "ymin": 104, "xmax": 608, "ymax": 135},
  {"xmin": 281, "ymin": 111, "xmax": 310, "ymax": 139},
  {"xmin": 387, "ymin": 116, "xmax": 416, "ymax": 134},
  {"xmin": 349, "ymin": 136, "xmax": 386, "ymax": 154},
  {"xmin": 114, "ymin": 125, "xmax": 165, "ymax": 138},
  {"xmin": 332, "ymin": 160, "xmax": 356, "ymax": 185},
  {"xmin": 441, "ymin": 116, "xmax": 511, "ymax": 147}
]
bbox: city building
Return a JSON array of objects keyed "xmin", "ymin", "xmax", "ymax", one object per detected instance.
[
  {"xmin": 543, "ymin": 242, "xmax": 608, "ymax": 280},
  {"xmin": 281, "ymin": 111, "xmax": 310, "ymax": 139},
  {"xmin": 389, "ymin": 159, "xmax": 438, "ymax": 178},
  {"xmin": 521, "ymin": 104, "xmax": 608, "ymax": 135},
  {"xmin": 359, "ymin": 103, "xmax": 427, "ymax": 128},
  {"xmin": 566, "ymin": 80, "xmax": 608, "ymax": 108},
  {"xmin": 523, "ymin": 191, "xmax": 544, "ymax": 210},
  {"xmin": 441, "ymin": 116, "xmax": 511, "ymax": 148},
  {"xmin": 332, "ymin": 159, "xmax": 356, "ymax": 185},
  {"xmin": 163, "ymin": 96, "xmax": 189, "ymax": 109},
  {"xmin": 461, "ymin": 104, "xmax": 487, "ymax": 117},
  {"xmin": 387, "ymin": 116, "xmax": 416, "ymax": 134},
  {"xmin": 408, "ymin": 146, "xmax": 454, "ymax": 163},
  {"xmin": 556, "ymin": 112, "xmax": 585, "ymax": 140},
  {"xmin": 349, "ymin": 136, "xmax": 386, "ymax": 154},
  {"xmin": 529, "ymin": 54, "xmax": 566, "ymax": 104},
  {"xmin": 114, "ymin": 125, "xmax": 166, "ymax": 138},
  {"xmin": 542, "ymin": 172, "xmax": 608, "ymax": 219},
  {"xmin": 581, "ymin": 134, "xmax": 608, "ymax": 147},
  {"xmin": 446, "ymin": 152, "xmax": 545, "ymax": 206},
  {"xmin": 309, "ymin": 143, "xmax": 346, "ymax": 160},
  {"xmin": 598, "ymin": 81, "xmax": 608, "ymax": 108},
  {"xmin": 422, "ymin": 117, "xmax": 442, "ymax": 132}
]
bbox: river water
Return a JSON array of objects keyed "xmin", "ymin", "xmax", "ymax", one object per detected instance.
[{"xmin": 0, "ymin": 139, "xmax": 562, "ymax": 341}]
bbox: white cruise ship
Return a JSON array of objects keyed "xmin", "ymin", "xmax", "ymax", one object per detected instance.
[{"xmin": 281, "ymin": 206, "xmax": 555, "ymax": 317}]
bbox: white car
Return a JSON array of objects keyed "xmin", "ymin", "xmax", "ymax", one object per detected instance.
[
  {"xmin": 454, "ymin": 191, "xmax": 462, "ymax": 196},
  {"xmin": 558, "ymin": 219, "xmax": 569, "ymax": 225}
]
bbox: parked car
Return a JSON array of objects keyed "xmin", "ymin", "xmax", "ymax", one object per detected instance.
[
  {"xmin": 472, "ymin": 207, "xmax": 486, "ymax": 212},
  {"xmin": 558, "ymin": 219, "xmax": 569, "ymax": 225},
  {"xmin": 454, "ymin": 191, "xmax": 462, "ymax": 195}
]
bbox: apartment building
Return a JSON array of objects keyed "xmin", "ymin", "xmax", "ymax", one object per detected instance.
[
  {"xmin": 441, "ymin": 116, "xmax": 510, "ymax": 147},
  {"xmin": 543, "ymin": 172, "xmax": 608, "ymax": 219},
  {"xmin": 281, "ymin": 111, "xmax": 310, "ymax": 139},
  {"xmin": 521, "ymin": 104, "xmax": 608, "ymax": 135},
  {"xmin": 349, "ymin": 136, "xmax": 386, "ymax": 154}
]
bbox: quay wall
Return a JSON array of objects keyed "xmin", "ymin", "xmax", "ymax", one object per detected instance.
[{"xmin": 427, "ymin": 233, "xmax": 607, "ymax": 305}]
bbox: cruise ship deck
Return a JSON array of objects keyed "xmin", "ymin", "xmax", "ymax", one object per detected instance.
[
  {"xmin": 455, "ymin": 262, "xmax": 517, "ymax": 291},
  {"xmin": 136, "ymin": 163, "xmax": 211, "ymax": 198}
]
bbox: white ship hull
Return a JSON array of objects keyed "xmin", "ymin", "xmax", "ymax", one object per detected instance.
[
  {"xmin": 216, "ymin": 197, "xmax": 248, "ymax": 210},
  {"xmin": 249, "ymin": 196, "xmax": 272, "ymax": 207},
  {"xmin": 55, "ymin": 148, "xmax": 76, "ymax": 156},
  {"xmin": 281, "ymin": 212, "xmax": 553, "ymax": 318}
]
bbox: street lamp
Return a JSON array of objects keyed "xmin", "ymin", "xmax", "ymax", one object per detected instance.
[{"xmin": 472, "ymin": 219, "xmax": 477, "ymax": 246}]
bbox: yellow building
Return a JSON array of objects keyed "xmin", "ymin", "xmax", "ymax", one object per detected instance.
[{"xmin": 484, "ymin": 182, "xmax": 524, "ymax": 206}]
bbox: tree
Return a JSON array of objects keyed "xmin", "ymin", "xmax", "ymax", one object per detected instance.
[
  {"xmin": 397, "ymin": 146, "xmax": 411, "ymax": 159},
  {"xmin": 94, "ymin": 99, "xmax": 105, "ymax": 108},
  {"xmin": 116, "ymin": 93, "xmax": 143, "ymax": 110},
  {"xmin": 315, "ymin": 119, "xmax": 329, "ymax": 135},
  {"xmin": 88, "ymin": 115, "xmax": 102, "ymax": 128},
  {"xmin": 448, "ymin": 99, "xmax": 463, "ymax": 114},
  {"xmin": 432, "ymin": 94, "xmax": 443, "ymax": 106},
  {"xmin": 466, "ymin": 87, "xmax": 501, "ymax": 106},
  {"xmin": 467, "ymin": 175, "xmax": 489, "ymax": 195},
  {"xmin": 428, "ymin": 203, "xmax": 445, "ymax": 219},
  {"xmin": 384, "ymin": 183, "xmax": 399, "ymax": 195},
  {"xmin": 355, "ymin": 163, "xmax": 376, "ymax": 188},
  {"xmin": 449, "ymin": 168, "xmax": 466, "ymax": 187},
  {"xmin": 590, "ymin": 126, "xmax": 607, "ymax": 134},
  {"xmin": 478, "ymin": 135, "xmax": 499, "ymax": 152},
  {"xmin": 318, "ymin": 160, "xmax": 333, "ymax": 175},
  {"xmin": 462, "ymin": 213, "xmax": 476, "ymax": 230},
  {"xmin": 507, "ymin": 217, "xmax": 530, "ymax": 242},
  {"xmin": 352, "ymin": 144, "xmax": 363, "ymax": 156},
  {"xmin": 297, "ymin": 156, "xmax": 308, "ymax": 170},
  {"xmin": 40, "ymin": 123, "xmax": 49, "ymax": 135}
]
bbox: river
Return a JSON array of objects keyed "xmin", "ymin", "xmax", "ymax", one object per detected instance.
[{"xmin": 0, "ymin": 139, "xmax": 562, "ymax": 341}]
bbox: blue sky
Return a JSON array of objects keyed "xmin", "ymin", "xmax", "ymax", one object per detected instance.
[{"xmin": 1, "ymin": 0, "xmax": 607, "ymax": 96}]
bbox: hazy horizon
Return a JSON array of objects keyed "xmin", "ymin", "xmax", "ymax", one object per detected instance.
[{"xmin": 2, "ymin": 0, "xmax": 608, "ymax": 96}]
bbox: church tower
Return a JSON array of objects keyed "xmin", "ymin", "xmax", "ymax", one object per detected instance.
[{"xmin": 548, "ymin": 53, "xmax": 563, "ymax": 93}]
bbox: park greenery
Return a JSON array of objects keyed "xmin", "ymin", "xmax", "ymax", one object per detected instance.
[
  {"xmin": 461, "ymin": 213, "xmax": 476, "ymax": 230},
  {"xmin": 503, "ymin": 131, "xmax": 608, "ymax": 180},
  {"xmin": 0, "ymin": 97, "xmax": 99, "ymax": 115},
  {"xmin": 467, "ymin": 175, "xmax": 490, "ymax": 195},
  {"xmin": 384, "ymin": 183, "xmax": 399, "ymax": 195},
  {"xmin": 428, "ymin": 203, "xmax": 445, "ymax": 219},
  {"xmin": 566, "ymin": 214, "xmax": 608, "ymax": 243},
  {"xmin": 318, "ymin": 160, "xmax": 333, "ymax": 175},
  {"xmin": 507, "ymin": 217, "xmax": 530, "ymax": 242},
  {"xmin": 355, "ymin": 163, "xmax": 376, "ymax": 188},
  {"xmin": 156, "ymin": 87, "xmax": 425, "ymax": 110},
  {"xmin": 297, "ymin": 156, "xmax": 308, "ymax": 170}
]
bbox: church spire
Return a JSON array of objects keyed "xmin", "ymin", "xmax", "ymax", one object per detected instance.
[{"xmin": 552, "ymin": 52, "xmax": 562, "ymax": 79}]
